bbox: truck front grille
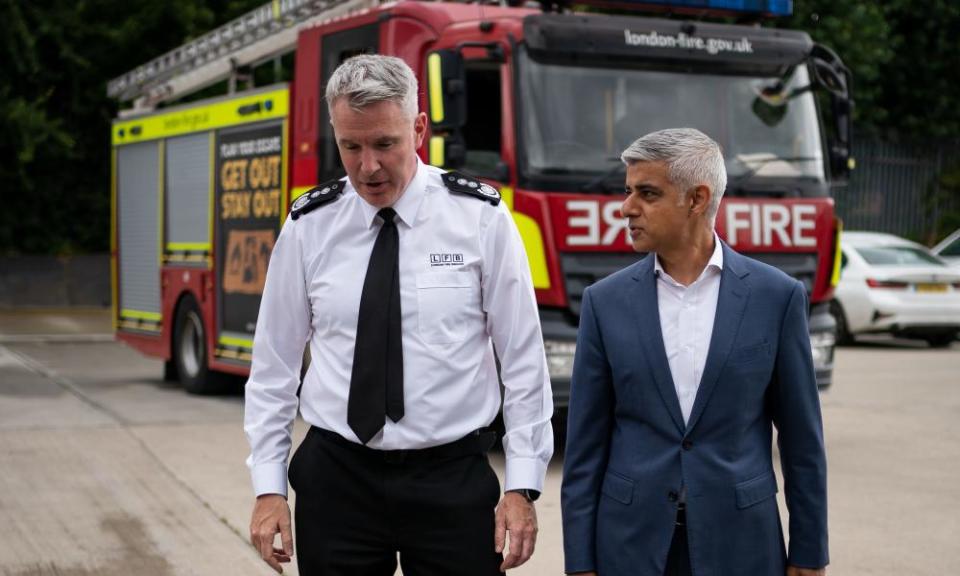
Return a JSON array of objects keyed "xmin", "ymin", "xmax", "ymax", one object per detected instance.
[{"xmin": 561, "ymin": 252, "xmax": 644, "ymax": 318}]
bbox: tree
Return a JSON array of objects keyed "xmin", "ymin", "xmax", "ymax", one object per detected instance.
[
  {"xmin": 0, "ymin": 0, "xmax": 261, "ymax": 254},
  {"xmin": 877, "ymin": 0, "xmax": 960, "ymax": 139},
  {"xmin": 781, "ymin": 1, "xmax": 893, "ymax": 133}
]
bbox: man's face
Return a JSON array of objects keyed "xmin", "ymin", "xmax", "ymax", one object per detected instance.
[
  {"xmin": 330, "ymin": 98, "xmax": 426, "ymax": 208},
  {"xmin": 621, "ymin": 160, "xmax": 693, "ymax": 254}
]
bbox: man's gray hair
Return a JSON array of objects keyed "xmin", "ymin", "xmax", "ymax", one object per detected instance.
[
  {"xmin": 621, "ymin": 128, "xmax": 727, "ymax": 221},
  {"xmin": 325, "ymin": 54, "xmax": 419, "ymax": 119}
]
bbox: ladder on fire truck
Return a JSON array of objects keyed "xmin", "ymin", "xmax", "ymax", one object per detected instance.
[{"xmin": 107, "ymin": 0, "xmax": 385, "ymax": 113}]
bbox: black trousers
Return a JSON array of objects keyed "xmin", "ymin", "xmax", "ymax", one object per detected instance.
[
  {"xmin": 663, "ymin": 507, "xmax": 692, "ymax": 576},
  {"xmin": 288, "ymin": 427, "xmax": 504, "ymax": 576}
]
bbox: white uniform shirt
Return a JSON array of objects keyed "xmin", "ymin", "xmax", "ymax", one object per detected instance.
[
  {"xmin": 654, "ymin": 233, "xmax": 724, "ymax": 425},
  {"xmin": 244, "ymin": 160, "xmax": 554, "ymax": 497}
]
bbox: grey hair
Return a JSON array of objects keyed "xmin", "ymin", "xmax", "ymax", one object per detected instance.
[
  {"xmin": 325, "ymin": 54, "xmax": 419, "ymax": 119},
  {"xmin": 621, "ymin": 128, "xmax": 727, "ymax": 222}
]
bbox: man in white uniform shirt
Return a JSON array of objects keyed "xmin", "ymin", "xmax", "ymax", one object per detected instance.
[{"xmin": 245, "ymin": 54, "xmax": 553, "ymax": 575}]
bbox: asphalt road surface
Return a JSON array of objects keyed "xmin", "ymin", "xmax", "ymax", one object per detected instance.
[{"xmin": 0, "ymin": 309, "xmax": 958, "ymax": 575}]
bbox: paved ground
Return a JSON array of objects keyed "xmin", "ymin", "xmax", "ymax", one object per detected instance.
[{"xmin": 0, "ymin": 308, "xmax": 958, "ymax": 575}]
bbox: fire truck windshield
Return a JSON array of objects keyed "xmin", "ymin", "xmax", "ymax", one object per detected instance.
[{"xmin": 517, "ymin": 52, "xmax": 826, "ymax": 193}]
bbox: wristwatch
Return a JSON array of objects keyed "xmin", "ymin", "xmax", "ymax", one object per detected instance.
[{"xmin": 507, "ymin": 489, "xmax": 541, "ymax": 502}]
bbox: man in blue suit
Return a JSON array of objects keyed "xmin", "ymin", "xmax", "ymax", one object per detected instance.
[{"xmin": 561, "ymin": 128, "xmax": 828, "ymax": 576}]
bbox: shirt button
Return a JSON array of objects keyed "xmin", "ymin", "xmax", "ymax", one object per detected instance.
[
  {"xmin": 668, "ymin": 491, "xmax": 679, "ymax": 502},
  {"xmin": 682, "ymin": 439, "xmax": 693, "ymax": 451}
]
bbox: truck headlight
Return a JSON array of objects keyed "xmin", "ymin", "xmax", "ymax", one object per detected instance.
[
  {"xmin": 809, "ymin": 330, "xmax": 836, "ymax": 369},
  {"xmin": 544, "ymin": 339, "xmax": 576, "ymax": 380}
]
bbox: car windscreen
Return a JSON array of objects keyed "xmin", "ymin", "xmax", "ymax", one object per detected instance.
[{"xmin": 856, "ymin": 246, "xmax": 945, "ymax": 267}]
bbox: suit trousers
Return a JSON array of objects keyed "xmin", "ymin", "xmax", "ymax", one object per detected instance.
[
  {"xmin": 663, "ymin": 507, "xmax": 692, "ymax": 576},
  {"xmin": 288, "ymin": 426, "xmax": 504, "ymax": 576}
]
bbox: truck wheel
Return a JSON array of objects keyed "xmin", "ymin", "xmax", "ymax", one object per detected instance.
[
  {"xmin": 173, "ymin": 297, "xmax": 228, "ymax": 394},
  {"xmin": 925, "ymin": 333, "xmax": 956, "ymax": 349},
  {"xmin": 163, "ymin": 360, "xmax": 178, "ymax": 381},
  {"xmin": 829, "ymin": 301, "xmax": 853, "ymax": 346}
]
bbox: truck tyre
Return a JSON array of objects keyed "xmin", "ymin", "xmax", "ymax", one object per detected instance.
[
  {"xmin": 173, "ymin": 296, "xmax": 229, "ymax": 395},
  {"xmin": 925, "ymin": 333, "xmax": 956, "ymax": 349},
  {"xmin": 163, "ymin": 360, "xmax": 178, "ymax": 382},
  {"xmin": 829, "ymin": 300, "xmax": 853, "ymax": 346}
]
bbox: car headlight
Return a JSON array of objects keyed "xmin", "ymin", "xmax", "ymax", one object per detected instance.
[
  {"xmin": 544, "ymin": 339, "xmax": 576, "ymax": 380},
  {"xmin": 809, "ymin": 330, "xmax": 836, "ymax": 369}
]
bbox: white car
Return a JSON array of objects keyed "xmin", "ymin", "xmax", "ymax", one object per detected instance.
[
  {"xmin": 932, "ymin": 228, "xmax": 960, "ymax": 267},
  {"xmin": 831, "ymin": 231, "xmax": 960, "ymax": 347}
]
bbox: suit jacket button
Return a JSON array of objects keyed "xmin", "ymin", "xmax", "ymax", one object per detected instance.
[
  {"xmin": 682, "ymin": 439, "xmax": 693, "ymax": 451},
  {"xmin": 668, "ymin": 491, "xmax": 679, "ymax": 502}
]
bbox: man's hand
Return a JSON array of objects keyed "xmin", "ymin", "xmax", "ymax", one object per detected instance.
[
  {"xmin": 787, "ymin": 566, "xmax": 826, "ymax": 576},
  {"xmin": 249, "ymin": 494, "xmax": 294, "ymax": 574},
  {"xmin": 495, "ymin": 491, "xmax": 538, "ymax": 571}
]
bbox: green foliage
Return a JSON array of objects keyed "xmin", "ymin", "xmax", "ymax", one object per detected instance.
[
  {"xmin": 0, "ymin": 0, "xmax": 262, "ymax": 255},
  {"xmin": 877, "ymin": 0, "xmax": 960, "ymax": 139},
  {"xmin": 781, "ymin": 2, "xmax": 893, "ymax": 132}
]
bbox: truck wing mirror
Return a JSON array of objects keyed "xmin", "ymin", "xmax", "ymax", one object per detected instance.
[{"xmin": 810, "ymin": 44, "xmax": 855, "ymax": 181}]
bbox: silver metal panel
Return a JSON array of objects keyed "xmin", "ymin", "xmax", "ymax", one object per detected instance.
[
  {"xmin": 118, "ymin": 141, "xmax": 161, "ymax": 316},
  {"xmin": 166, "ymin": 133, "xmax": 211, "ymax": 247}
]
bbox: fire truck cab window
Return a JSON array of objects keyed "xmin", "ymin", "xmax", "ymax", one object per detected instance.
[
  {"xmin": 462, "ymin": 61, "xmax": 503, "ymax": 178},
  {"xmin": 518, "ymin": 50, "xmax": 826, "ymax": 192}
]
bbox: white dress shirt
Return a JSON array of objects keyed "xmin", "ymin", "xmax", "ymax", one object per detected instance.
[
  {"xmin": 654, "ymin": 233, "xmax": 724, "ymax": 425},
  {"xmin": 244, "ymin": 159, "xmax": 554, "ymax": 497}
]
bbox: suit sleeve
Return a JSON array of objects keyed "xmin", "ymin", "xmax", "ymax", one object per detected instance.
[
  {"xmin": 561, "ymin": 286, "xmax": 614, "ymax": 574},
  {"xmin": 771, "ymin": 280, "xmax": 829, "ymax": 568}
]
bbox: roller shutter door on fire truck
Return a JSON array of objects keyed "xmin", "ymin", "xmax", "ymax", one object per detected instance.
[
  {"xmin": 165, "ymin": 133, "xmax": 212, "ymax": 254},
  {"xmin": 117, "ymin": 141, "xmax": 161, "ymax": 329}
]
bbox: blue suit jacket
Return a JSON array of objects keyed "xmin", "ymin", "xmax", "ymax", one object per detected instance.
[{"xmin": 561, "ymin": 243, "xmax": 828, "ymax": 576}]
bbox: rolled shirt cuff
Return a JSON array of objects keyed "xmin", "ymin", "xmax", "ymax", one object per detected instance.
[
  {"xmin": 503, "ymin": 456, "xmax": 547, "ymax": 494},
  {"xmin": 251, "ymin": 462, "xmax": 289, "ymax": 498}
]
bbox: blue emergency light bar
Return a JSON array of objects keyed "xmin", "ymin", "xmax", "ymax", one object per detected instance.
[{"xmin": 608, "ymin": 0, "xmax": 793, "ymax": 17}]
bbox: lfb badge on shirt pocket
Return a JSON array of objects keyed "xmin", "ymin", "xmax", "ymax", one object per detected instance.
[
  {"xmin": 430, "ymin": 253, "xmax": 465, "ymax": 267},
  {"xmin": 416, "ymin": 271, "xmax": 479, "ymax": 345}
]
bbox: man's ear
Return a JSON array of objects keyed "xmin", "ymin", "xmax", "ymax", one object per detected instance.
[
  {"xmin": 689, "ymin": 184, "xmax": 712, "ymax": 217},
  {"xmin": 413, "ymin": 112, "xmax": 427, "ymax": 148}
]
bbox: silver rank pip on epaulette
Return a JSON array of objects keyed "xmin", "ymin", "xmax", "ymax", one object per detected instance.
[
  {"xmin": 291, "ymin": 180, "xmax": 345, "ymax": 220},
  {"xmin": 442, "ymin": 172, "xmax": 501, "ymax": 206}
]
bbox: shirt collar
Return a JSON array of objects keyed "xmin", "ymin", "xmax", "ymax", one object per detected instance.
[
  {"xmin": 356, "ymin": 157, "xmax": 428, "ymax": 229},
  {"xmin": 654, "ymin": 231, "xmax": 724, "ymax": 281}
]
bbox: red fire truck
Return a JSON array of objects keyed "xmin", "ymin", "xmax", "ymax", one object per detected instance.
[{"xmin": 109, "ymin": 0, "xmax": 851, "ymax": 397}]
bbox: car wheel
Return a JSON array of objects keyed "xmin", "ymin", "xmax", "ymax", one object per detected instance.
[
  {"xmin": 925, "ymin": 333, "xmax": 956, "ymax": 349},
  {"xmin": 173, "ymin": 296, "xmax": 230, "ymax": 394},
  {"xmin": 830, "ymin": 300, "xmax": 854, "ymax": 346}
]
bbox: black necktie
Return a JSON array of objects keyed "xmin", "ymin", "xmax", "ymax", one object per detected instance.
[{"xmin": 348, "ymin": 207, "xmax": 404, "ymax": 444}]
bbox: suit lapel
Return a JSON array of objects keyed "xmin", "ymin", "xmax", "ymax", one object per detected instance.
[
  {"xmin": 685, "ymin": 244, "xmax": 751, "ymax": 433},
  {"xmin": 631, "ymin": 257, "xmax": 685, "ymax": 434}
]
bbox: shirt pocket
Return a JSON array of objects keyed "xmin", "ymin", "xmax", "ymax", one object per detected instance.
[{"xmin": 416, "ymin": 271, "xmax": 478, "ymax": 345}]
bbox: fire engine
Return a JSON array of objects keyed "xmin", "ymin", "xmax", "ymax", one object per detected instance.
[{"xmin": 109, "ymin": 0, "xmax": 852, "ymax": 398}]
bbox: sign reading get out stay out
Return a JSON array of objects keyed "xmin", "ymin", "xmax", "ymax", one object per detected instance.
[{"xmin": 215, "ymin": 122, "xmax": 284, "ymax": 335}]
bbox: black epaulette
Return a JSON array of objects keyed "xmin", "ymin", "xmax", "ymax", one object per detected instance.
[
  {"xmin": 290, "ymin": 180, "xmax": 344, "ymax": 220},
  {"xmin": 441, "ymin": 171, "xmax": 501, "ymax": 206}
]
